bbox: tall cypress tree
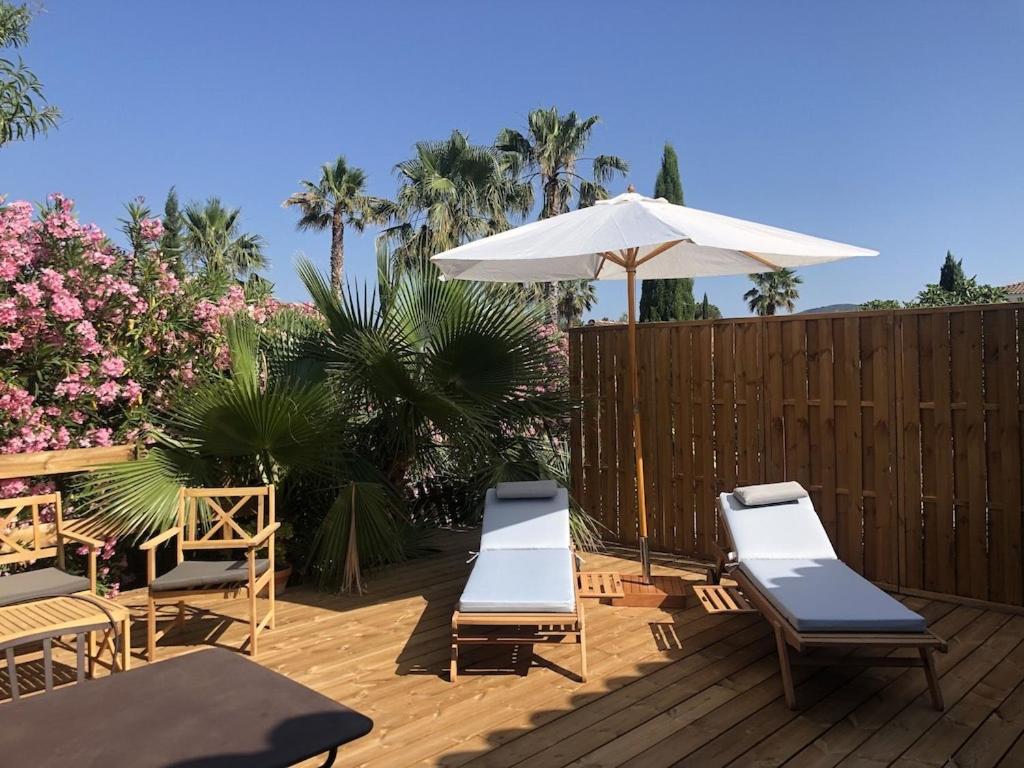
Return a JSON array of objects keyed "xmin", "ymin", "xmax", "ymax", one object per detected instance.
[
  {"xmin": 939, "ymin": 250, "xmax": 965, "ymax": 292},
  {"xmin": 161, "ymin": 186, "xmax": 185, "ymax": 276},
  {"xmin": 639, "ymin": 143, "xmax": 696, "ymax": 322}
]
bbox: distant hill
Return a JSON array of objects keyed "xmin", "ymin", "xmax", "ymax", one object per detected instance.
[{"xmin": 799, "ymin": 303, "xmax": 860, "ymax": 314}]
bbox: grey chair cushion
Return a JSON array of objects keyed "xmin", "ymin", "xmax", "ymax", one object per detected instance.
[
  {"xmin": 719, "ymin": 491, "xmax": 837, "ymax": 561},
  {"xmin": 495, "ymin": 480, "xmax": 559, "ymax": 500},
  {"xmin": 740, "ymin": 558, "xmax": 927, "ymax": 632},
  {"xmin": 0, "ymin": 567, "xmax": 91, "ymax": 607},
  {"xmin": 458, "ymin": 549, "xmax": 575, "ymax": 613},
  {"xmin": 150, "ymin": 559, "xmax": 269, "ymax": 592},
  {"xmin": 481, "ymin": 488, "xmax": 570, "ymax": 550}
]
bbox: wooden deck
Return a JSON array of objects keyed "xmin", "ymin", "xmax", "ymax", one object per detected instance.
[{"xmin": 12, "ymin": 529, "xmax": 1024, "ymax": 767}]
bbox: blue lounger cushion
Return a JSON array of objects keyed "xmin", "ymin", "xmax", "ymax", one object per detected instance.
[
  {"xmin": 739, "ymin": 558, "xmax": 927, "ymax": 632},
  {"xmin": 458, "ymin": 549, "xmax": 576, "ymax": 613},
  {"xmin": 719, "ymin": 486, "xmax": 928, "ymax": 634}
]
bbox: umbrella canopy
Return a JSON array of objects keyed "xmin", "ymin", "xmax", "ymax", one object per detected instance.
[
  {"xmin": 432, "ymin": 192, "xmax": 878, "ymax": 282},
  {"xmin": 431, "ymin": 190, "xmax": 877, "ymax": 585}
]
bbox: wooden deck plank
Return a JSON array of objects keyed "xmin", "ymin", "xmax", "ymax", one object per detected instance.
[
  {"xmin": 890, "ymin": 633, "xmax": 1024, "ymax": 766},
  {"xmin": 951, "ymin": 673, "xmax": 1024, "ymax": 767},
  {"xmin": 12, "ymin": 530, "xmax": 1024, "ymax": 768}
]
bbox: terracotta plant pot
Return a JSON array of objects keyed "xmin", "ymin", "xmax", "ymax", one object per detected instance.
[{"xmin": 260, "ymin": 565, "xmax": 293, "ymax": 597}]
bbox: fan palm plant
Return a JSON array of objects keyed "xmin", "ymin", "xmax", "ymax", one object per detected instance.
[
  {"xmin": 183, "ymin": 198, "xmax": 267, "ymax": 279},
  {"xmin": 744, "ymin": 269, "xmax": 803, "ymax": 316},
  {"xmin": 283, "ymin": 156, "xmax": 387, "ymax": 295},
  {"xmin": 380, "ymin": 130, "xmax": 532, "ymax": 270},
  {"xmin": 295, "ymin": 253, "xmax": 565, "ymax": 492},
  {"xmin": 76, "ymin": 313, "xmax": 405, "ymax": 592}
]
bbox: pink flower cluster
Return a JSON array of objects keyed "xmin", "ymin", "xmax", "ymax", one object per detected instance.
[{"xmin": 0, "ymin": 194, "xmax": 299, "ymax": 458}]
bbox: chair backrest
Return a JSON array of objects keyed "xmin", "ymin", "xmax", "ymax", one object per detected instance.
[
  {"xmin": 480, "ymin": 486, "xmax": 570, "ymax": 551},
  {"xmin": 178, "ymin": 486, "xmax": 275, "ymax": 551},
  {"xmin": 718, "ymin": 491, "xmax": 837, "ymax": 562},
  {"xmin": 0, "ymin": 492, "xmax": 63, "ymax": 567}
]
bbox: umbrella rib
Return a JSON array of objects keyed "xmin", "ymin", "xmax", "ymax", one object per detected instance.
[
  {"xmin": 739, "ymin": 249, "xmax": 781, "ymax": 271},
  {"xmin": 601, "ymin": 251, "xmax": 628, "ymax": 268},
  {"xmin": 634, "ymin": 239, "xmax": 685, "ymax": 268}
]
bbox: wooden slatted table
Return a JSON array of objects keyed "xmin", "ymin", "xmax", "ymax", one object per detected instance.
[
  {"xmin": 1, "ymin": 594, "xmax": 130, "ymax": 700},
  {"xmin": 576, "ymin": 571, "xmax": 625, "ymax": 599},
  {"xmin": 692, "ymin": 583, "xmax": 757, "ymax": 614}
]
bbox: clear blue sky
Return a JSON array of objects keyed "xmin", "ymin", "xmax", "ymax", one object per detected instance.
[{"xmin": 3, "ymin": 1, "xmax": 1022, "ymax": 319}]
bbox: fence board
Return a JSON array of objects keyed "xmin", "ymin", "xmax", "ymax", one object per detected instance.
[
  {"xmin": 598, "ymin": 330, "xmax": 617, "ymax": 535},
  {"xmin": 569, "ymin": 303, "xmax": 1024, "ymax": 607}
]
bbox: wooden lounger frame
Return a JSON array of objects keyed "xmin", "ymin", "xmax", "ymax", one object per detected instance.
[
  {"xmin": 450, "ymin": 552, "xmax": 587, "ymax": 683},
  {"xmin": 140, "ymin": 486, "xmax": 278, "ymax": 661},
  {"xmin": 711, "ymin": 507, "xmax": 947, "ymax": 711}
]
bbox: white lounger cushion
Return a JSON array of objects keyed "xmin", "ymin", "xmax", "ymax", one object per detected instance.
[
  {"xmin": 480, "ymin": 487, "xmax": 570, "ymax": 550},
  {"xmin": 719, "ymin": 491, "xmax": 837, "ymax": 561},
  {"xmin": 458, "ymin": 549, "xmax": 576, "ymax": 613},
  {"xmin": 739, "ymin": 558, "xmax": 927, "ymax": 632}
]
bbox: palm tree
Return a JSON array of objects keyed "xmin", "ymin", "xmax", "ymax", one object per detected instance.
[
  {"xmin": 380, "ymin": 130, "xmax": 532, "ymax": 269},
  {"xmin": 497, "ymin": 107, "xmax": 628, "ymax": 319},
  {"xmin": 183, "ymin": 198, "xmax": 267, "ymax": 279},
  {"xmin": 283, "ymin": 156, "xmax": 386, "ymax": 295},
  {"xmin": 496, "ymin": 107, "xmax": 629, "ymax": 219},
  {"xmin": 557, "ymin": 280, "xmax": 597, "ymax": 330},
  {"xmin": 744, "ymin": 269, "xmax": 803, "ymax": 316}
]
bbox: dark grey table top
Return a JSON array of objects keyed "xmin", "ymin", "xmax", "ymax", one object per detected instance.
[{"xmin": 0, "ymin": 648, "xmax": 373, "ymax": 767}]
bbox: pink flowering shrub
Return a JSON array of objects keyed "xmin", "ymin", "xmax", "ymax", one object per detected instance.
[
  {"xmin": 0, "ymin": 195, "xmax": 293, "ymax": 592},
  {"xmin": 0, "ymin": 194, "xmax": 283, "ymax": 457}
]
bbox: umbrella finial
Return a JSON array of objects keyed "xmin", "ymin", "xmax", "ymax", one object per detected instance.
[{"xmin": 626, "ymin": 183, "xmax": 636, "ymax": 193}]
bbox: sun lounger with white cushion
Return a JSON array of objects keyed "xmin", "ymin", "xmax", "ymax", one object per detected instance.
[
  {"xmin": 714, "ymin": 482, "xmax": 947, "ymax": 710},
  {"xmin": 450, "ymin": 480, "xmax": 586, "ymax": 682}
]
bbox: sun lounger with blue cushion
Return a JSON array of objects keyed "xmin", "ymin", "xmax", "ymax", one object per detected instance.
[
  {"xmin": 450, "ymin": 480, "xmax": 586, "ymax": 682},
  {"xmin": 714, "ymin": 481, "xmax": 946, "ymax": 710}
]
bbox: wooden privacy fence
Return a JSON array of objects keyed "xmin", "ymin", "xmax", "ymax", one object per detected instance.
[{"xmin": 569, "ymin": 303, "xmax": 1024, "ymax": 608}]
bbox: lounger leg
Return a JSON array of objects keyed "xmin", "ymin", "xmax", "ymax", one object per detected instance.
[
  {"xmin": 450, "ymin": 612, "xmax": 459, "ymax": 683},
  {"xmin": 920, "ymin": 647, "xmax": 944, "ymax": 711},
  {"xmin": 774, "ymin": 624, "xmax": 797, "ymax": 709},
  {"xmin": 147, "ymin": 594, "xmax": 157, "ymax": 662}
]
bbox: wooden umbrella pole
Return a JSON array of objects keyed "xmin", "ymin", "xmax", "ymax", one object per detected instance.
[{"xmin": 625, "ymin": 256, "xmax": 652, "ymax": 584}]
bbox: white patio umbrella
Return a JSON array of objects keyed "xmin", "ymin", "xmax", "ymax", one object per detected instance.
[{"xmin": 432, "ymin": 190, "xmax": 877, "ymax": 584}]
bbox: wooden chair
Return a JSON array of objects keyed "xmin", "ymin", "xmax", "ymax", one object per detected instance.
[
  {"xmin": 140, "ymin": 486, "xmax": 278, "ymax": 661},
  {"xmin": 0, "ymin": 492, "xmax": 101, "ymax": 603}
]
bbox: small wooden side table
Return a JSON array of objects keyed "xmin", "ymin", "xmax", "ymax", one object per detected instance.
[{"xmin": 0, "ymin": 594, "xmax": 130, "ymax": 700}]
